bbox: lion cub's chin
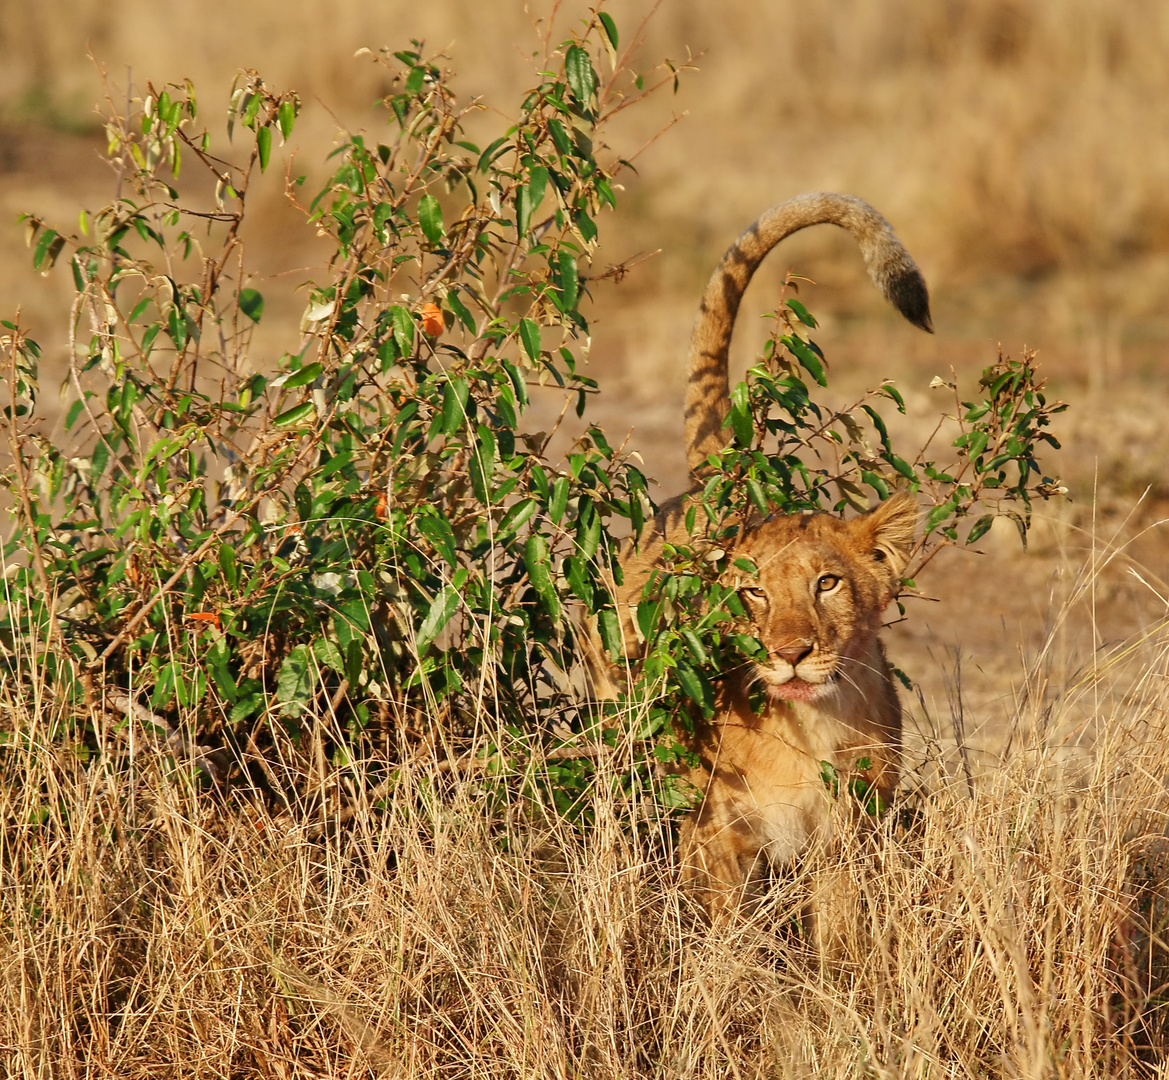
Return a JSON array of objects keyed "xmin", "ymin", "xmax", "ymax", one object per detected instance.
[{"xmin": 763, "ymin": 676, "xmax": 836, "ymax": 704}]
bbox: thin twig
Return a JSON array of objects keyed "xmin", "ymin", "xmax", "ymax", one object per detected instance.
[{"xmin": 106, "ymin": 691, "xmax": 226, "ymax": 784}]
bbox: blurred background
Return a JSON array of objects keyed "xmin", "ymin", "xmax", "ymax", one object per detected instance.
[{"xmin": 3, "ymin": 0, "xmax": 1168, "ymax": 747}]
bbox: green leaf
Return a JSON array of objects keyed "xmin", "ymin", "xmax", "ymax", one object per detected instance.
[
  {"xmin": 728, "ymin": 381, "xmax": 753, "ymax": 446},
  {"xmin": 819, "ymin": 760, "xmax": 839, "ymax": 797},
  {"xmin": 880, "ymin": 383, "xmax": 906, "ymax": 410},
  {"xmin": 229, "ymin": 691, "xmax": 263, "ymax": 725},
  {"xmin": 519, "ymin": 317, "xmax": 542, "ymax": 362},
  {"xmin": 470, "ymin": 423, "xmax": 497, "ymax": 504},
  {"xmin": 524, "ymin": 534, "xmax": 560, "ymax": 619},
  {"xmin": 746, "ymin": 477, "xmax": 768, "ymax": 515},
  {"xmin": 784, "ymin": 336, "xmax": 827, "ymax": 386},
  {"xmin": 548, "ymin": 117, "xmax": 572, "ymax": 156},
  {"xmin": 281, "ymin": 362, "xmax": 322, "ymax": 390},
  {"xmin": 257, "ymin": 125, "xmax": 272, "ymax": 171},
  {"xmin": 549, "ymin": 475, "xmax": 570, "ymax": 523},
  {"xmin": 517, "ymin": 169, "xmax": 548, "ymax": 237},
  {"xmin": 960, "ymin": 429, "xmax": 990, "ymax": 462},
  {"xmin": 966, "ymin": 515, "xmax": 994, "ymax": 544},
  {"xmin": 390, "ymin": 305, "xmax": 415, "ymax": 357},
  {"xmin": 439, "ymin": 377, "xmax": 470, "ymax": 435},
  {"xmin": 576, "ymin": 208, "xmax": 597, "ymax": 242},
  {"xmin": 598, "ymin": 12, "xmax": 619, "ymax": 48},
  {"xmin": 860, "ymin": 470, "xmax": 890, "ymax": 499},
  {"xmin": 558, "ymin": 250, "xmax": 579, "ymax": 310},
  {"xmin": 405, "ymin": 66, "xmax": 425, "ymax": 94},
  {"xmin": 206, "ymin": 639, "xmax": 238, "ymax": 702},
  {"xmin": 527, "ymin": 166, "xmax": 547, "ymax": 215},
  {"xmin": 860, "ymin": 404, "xmax": 891, "ymax": 451},
  {"xmin": 416, "ymin": 585, "xmax": 459, "ymax": 652},
  {"xmin": 239, "ymin": 288, "xmax": 264, "ymax": 323},
  {"xmin": 925, "ymin": 498, "xmax": 957, "ymax": 534},
  {"xmin": 888, "ymin": 454, "xmax": 917, "ymax": 481},
  {"xmin": 681, "ymin": 628, "xmax": 708, "ymax": 665},
  {"xmin": 636, "ymin": 597, "xmax": 663, "ymax": 643},
  {"xmin": 476, "ymin": 135, "xmax": 511, "ymax": 174},
  {"xmin": 418, "ymin": 513, "xmax": 457, "ymax": 567},
  {"xmin": 565, "ymin": 45, "xmax": 598, "ymax": 108},
  {"xmin": 675, "ymin": 659, "xmax": 714, "ymax": 718},
  {"xmin": 418, "ymin": 194, "xmax": 445, "ymax": 244},
  {"xmin": 151, "ymin": 661, "xmax": 179, "ymax": 710},
  {"xmin": 598, "ymin": 608, "xmax": 622, "ymax": 659},
  {"xmin": 32, "ymin": 228, "xmax": 63, "ymax": 272},
  {"xmin": 276, "ymin": 645, "xmax": 313, "ymax": 717},
  {"xmin": 497, "ymin": 497, "xmax": 537, "ymax": 539},
  {"xmin": 447, "ymin": 290, "xmax": 475, "ymax": 332},
  {"xmin": 278, "ymin": 99, "xmax": 296, "ymax": 139},
  {"xmin": 565, "ymin": 555, "xmax": 593, "ymax": 606},
  {"xmin": 501, "ymin": 358, "xmax": 528, "ymax": 409},
  {"xmin": 576, "ymin": 509, "xmax": 600, "ymax": 561},
  {"xmin": 312, "ymin": 636, "xmax": 345, "ymax": 673},
  {"xmin": 785, "ymin": 298, "xmax": 817, "ymax": 327},
  {"xmin": 218, "ymin": 543, "xmax": 238, "ymax": 589},
  {"xmin": 273, "ymin": 401, "xmax": 315, "ymax": 428},
  {"xmin": 167, "ymin": 309, "xmax": 189, "ymax": 350}
]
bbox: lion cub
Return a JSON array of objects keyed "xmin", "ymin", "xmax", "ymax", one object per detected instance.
[
  {"xmin": 668, "ymin": 495, "xmax": 916, "ymax": 938},
  {"xmin": 602, "ymin": 193, "xmax": 932, "ymax": 940}
]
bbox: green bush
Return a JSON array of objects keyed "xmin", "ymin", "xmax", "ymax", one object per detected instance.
[
  {"xmin": 0, "ymin": 10, "xmax": 1065, "ymax": 821},
  {"xmin": 630, "ymin": 314, "xmax": 1066, "ymax": 763}
]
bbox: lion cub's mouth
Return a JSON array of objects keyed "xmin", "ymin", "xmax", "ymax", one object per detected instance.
[{"xmin": 762, "ymin": 675, "xmax": 835, "ymax": 704}]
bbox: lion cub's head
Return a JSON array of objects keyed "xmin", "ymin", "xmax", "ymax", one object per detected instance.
[{"xmin": 727, "ymin": 493, "xmax": 916, "ymax": 704}]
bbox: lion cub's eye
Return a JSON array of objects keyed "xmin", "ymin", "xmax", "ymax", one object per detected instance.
[
  {"xmin": 739, "ymin": 586, "xmax": 767, "ymax": 605},
  {"xmin": 816, "ymin": 574, "xmax": 840, "ymax": 593}
]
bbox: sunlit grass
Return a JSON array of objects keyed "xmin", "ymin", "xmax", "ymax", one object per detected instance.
[{"xmin": 3, "ymin": 548, "xmax": 1169, "ymax": 1077}]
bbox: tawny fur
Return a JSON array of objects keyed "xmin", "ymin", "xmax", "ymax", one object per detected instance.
[
  {"xmin": 595, "ymin": 193, "xmax": 932, "ymax": 940},
  {"xmin": 665, "ymin": 495, "xmax": 916, "ymax": 939},
  {"xmin": 686, "ymin": 192, "xmax": 931, "ymax": 472}
]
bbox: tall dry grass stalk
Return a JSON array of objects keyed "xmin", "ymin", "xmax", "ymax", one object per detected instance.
[{"xmin": 2, "ymin": 562, "xmax": 1169, "ymax": 1078}]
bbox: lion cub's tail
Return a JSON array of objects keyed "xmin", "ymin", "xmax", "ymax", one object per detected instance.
[{"xmin": 684, "ymin": 192, "xmax": 933, "ymax": 475}]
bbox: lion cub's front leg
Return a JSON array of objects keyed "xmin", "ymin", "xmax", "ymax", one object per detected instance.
[
  {"xmin": 673, "ymin": 712, "xmax": 893, "ymax": 956},
  {"xmin": 803, "ymin": 826, "xmax": 865, "ymax": 959},
  {"xmin": 679, "ymin": 789, "xmax": 872, "ymax": 956},
  {"xmin": 676, "ymin": 786, "xmax": 772, "ymax": 919},
  {"xmin": 673, "ymin": 737, "xmax": 830, "ymax": 930}
]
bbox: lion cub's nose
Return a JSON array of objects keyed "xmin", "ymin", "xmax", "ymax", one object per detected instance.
[{"xmin": 775, "ymin": 642, "xmax": 813, "ymax": 667}]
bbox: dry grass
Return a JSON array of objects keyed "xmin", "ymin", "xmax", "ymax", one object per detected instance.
[
  {"xmin": 3, "ymin": 3, "xmax": 1169, "ymax": 1076},
  {"xmin": 4, "ymin": 558, "xmax": 1169, "ymax": 1078}
]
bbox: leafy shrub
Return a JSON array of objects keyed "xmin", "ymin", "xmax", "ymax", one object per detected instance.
[
  {"xmin": 621, "ymin": 293, "xmax": 1065, "ymax": 765},
  {"xmin": 0, "ymin": 11, "xmax": 1065, "ymax": 821}
]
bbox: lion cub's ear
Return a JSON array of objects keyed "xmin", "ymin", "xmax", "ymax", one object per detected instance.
[{"xmin": 855, "ymin": 492, "xmax": 917, "ymax": 576}]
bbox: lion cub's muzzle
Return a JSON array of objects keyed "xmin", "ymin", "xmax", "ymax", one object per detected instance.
[{"xmin": 755, "ymin": 638, "xmax": 840, "ymax": 703}]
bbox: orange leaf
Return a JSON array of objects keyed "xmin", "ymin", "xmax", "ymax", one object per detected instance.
[
  {"xmin": 375, "ymin": 491, "xmax": 388, "ymax": 519},
  {"xmin": 186, "ymin": 611, "xmax": 221, "ymax": 631},
  {"xmin": 420, "ymin": 302, "xmax": 444, "ymax": 338}
]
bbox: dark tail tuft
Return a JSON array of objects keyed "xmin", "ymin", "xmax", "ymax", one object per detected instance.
[{"xmin": 888, "ymin": 266, "xmax": 933, "ymax": 333}]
